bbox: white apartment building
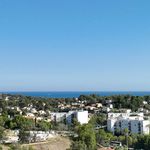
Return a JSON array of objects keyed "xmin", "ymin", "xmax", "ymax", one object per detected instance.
[
  {"xmin": 50, "ymin": 110, "xmax": 88, "ymax": 125},
  {"xmin": 107, "ymin": 112, "xmax": 150, "ymax": 134},
  {"xmin": 50, "ymin": 112, "xmax": 67, "ymax": 122},
  {"xmin": 76, "ymin": 111, "xmax": 89, "ymax": 125}
]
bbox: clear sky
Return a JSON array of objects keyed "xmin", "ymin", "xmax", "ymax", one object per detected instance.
[{"xmin": 0, "ymin": 0, "xmax": 150, "ymax": 91}]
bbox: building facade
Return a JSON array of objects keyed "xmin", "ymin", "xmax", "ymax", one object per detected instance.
[
  {"xmin": 107, "ymin": 112, "xmax": 150, "ymax": 134},
  {"xmin": 50, "ymin": 110, "xmax": 88, "ymax": 125}
]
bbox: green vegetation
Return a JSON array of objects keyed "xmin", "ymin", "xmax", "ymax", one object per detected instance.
[
  {"xmin": 5, "ymin": 116, "xmax": 35, "ymax": 130},
  {"xmin": 79, "ymin": 94, "xmax": 147, "ymax": 111},
  {"xmin": 19, "ymin": 129, "xmax": 30, "ymax": 144},
  {"xmin": 36, "ymin": 120, "xmax": 51, "ymax": 131},
  {"xmin": 1, "ymin": 94, "xmax": 150, "ymax": 113},
  {"xmin": 134, "ymin": 134, "xmax": 150, "ymax": 150},
  {"xmin": 69, "ymin": 114, "xmax": 150, "ymax": 150},
  {"xmin": 70, "ymin": 124, "xmax": 96, "ymax": 150},
  {"xmin": 89, "ymin": 113, "xmax": 106, "ymax": 126},
  {"xmin": 0, "ymin": 93, "xmax": 150, "ymax": 149}
]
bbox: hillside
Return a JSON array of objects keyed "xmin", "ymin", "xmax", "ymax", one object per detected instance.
[{"xmin": 22, "ymin": 136, "xmax": 71, "ymax": 150}]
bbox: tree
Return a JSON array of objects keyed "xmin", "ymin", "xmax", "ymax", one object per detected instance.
[
  {"xmin": 37, "ymin": 120, "xmax": 51, "ymax": 131},
  {"xmin": 96, "ymin": 129, "xmax": 113, "ymax": 146},
  {"xmin": 0, "ymin": 126, "xmax": 5, "ymax": 141},
  {"xmin": 89, "ymin": 114, "xmax": 106, "ymax": 126},
  {"xmin": 77, "ymin": 124, "xmax": 96, "ymax": 150},
  {"xmin": 10, "ymin": 116, "xmax": 35, "ymax": 130},
  {"xmin": 134, "ymin": 134, "xmax": 150, "ymax": 150},
  {"xmin": 123, "ymin": 128, "xmax": 129, "ymax": 147},
  {"xmin": 72, "ymin": 118, "xmax": 80, "ymax": 131},
  {"xmin": 70, "ymin": 141, "xmax": 87, "ymax": 150},
  {"xmin": 19, "ymin": 130, "xmax": 30, "ymax": 144},
  {"xmin": 0, "ymin": 116, "xmax": 5, "ymax": 126}
]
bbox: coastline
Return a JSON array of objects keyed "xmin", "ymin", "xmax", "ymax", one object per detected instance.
[{"xmin": 1, "ymin": 91, "xmax": 150, "ymax": 98}]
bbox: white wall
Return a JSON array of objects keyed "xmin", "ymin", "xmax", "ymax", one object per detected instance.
[
  {"xmin": 50, "ymin": 111, "xmax": 89, "ymax": 125},
  {"xmin": 76, "ymin": 111, "xmax": 88, "ymax": 125},
  {"xmin": 107, "ymin": 113, "xmax": 150, "ymax": 135}
]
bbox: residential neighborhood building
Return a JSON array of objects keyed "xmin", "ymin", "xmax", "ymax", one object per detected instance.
[
  {"xmin": 50, "ymin": 110, "xmax": 88, "ymax": 125},
  {"xmin": 107, "ymin": 112, "xmax": 150, "ymax": 134}
]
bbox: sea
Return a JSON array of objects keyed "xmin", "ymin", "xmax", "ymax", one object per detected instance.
[{"xmin": 2, "ymin": 91, "xmax": 150, "ymax": 98}]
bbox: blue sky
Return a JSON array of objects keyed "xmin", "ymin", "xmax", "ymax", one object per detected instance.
[{"xmin": 0, "ymin": 0, "xmax": 150, "ymax": 91}]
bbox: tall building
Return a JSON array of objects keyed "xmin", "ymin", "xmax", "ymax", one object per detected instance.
[
  {"xmin": 50, "ymin": 110, "xmax": 88, "ymax": 125},
  {"xmin": 107, "ymin": 112, "xmax": 150, "ymax": 134}
]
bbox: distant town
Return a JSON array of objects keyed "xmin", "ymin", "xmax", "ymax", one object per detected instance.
[{"xmin": 0, "ymin": 93, "xmax": 150, "ymax": 150}]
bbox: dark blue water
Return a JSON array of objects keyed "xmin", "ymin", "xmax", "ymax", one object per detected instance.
[{"xmin": 2, "ymin": 91, "xmax": 150, "ymax": 98}]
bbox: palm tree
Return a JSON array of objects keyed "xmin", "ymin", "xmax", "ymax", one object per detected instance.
[{"xmin": 123, "ymin": 128, "xmax": 129, "ymax": 148}]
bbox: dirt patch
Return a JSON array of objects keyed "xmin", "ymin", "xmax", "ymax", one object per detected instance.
[
  {"xmin": 22, "ymin": 136, "xmax": 71, "ymax": 150},
  {"xmin": 0, "ymin": 145, "xmax": 10, "ymax": 150}
]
